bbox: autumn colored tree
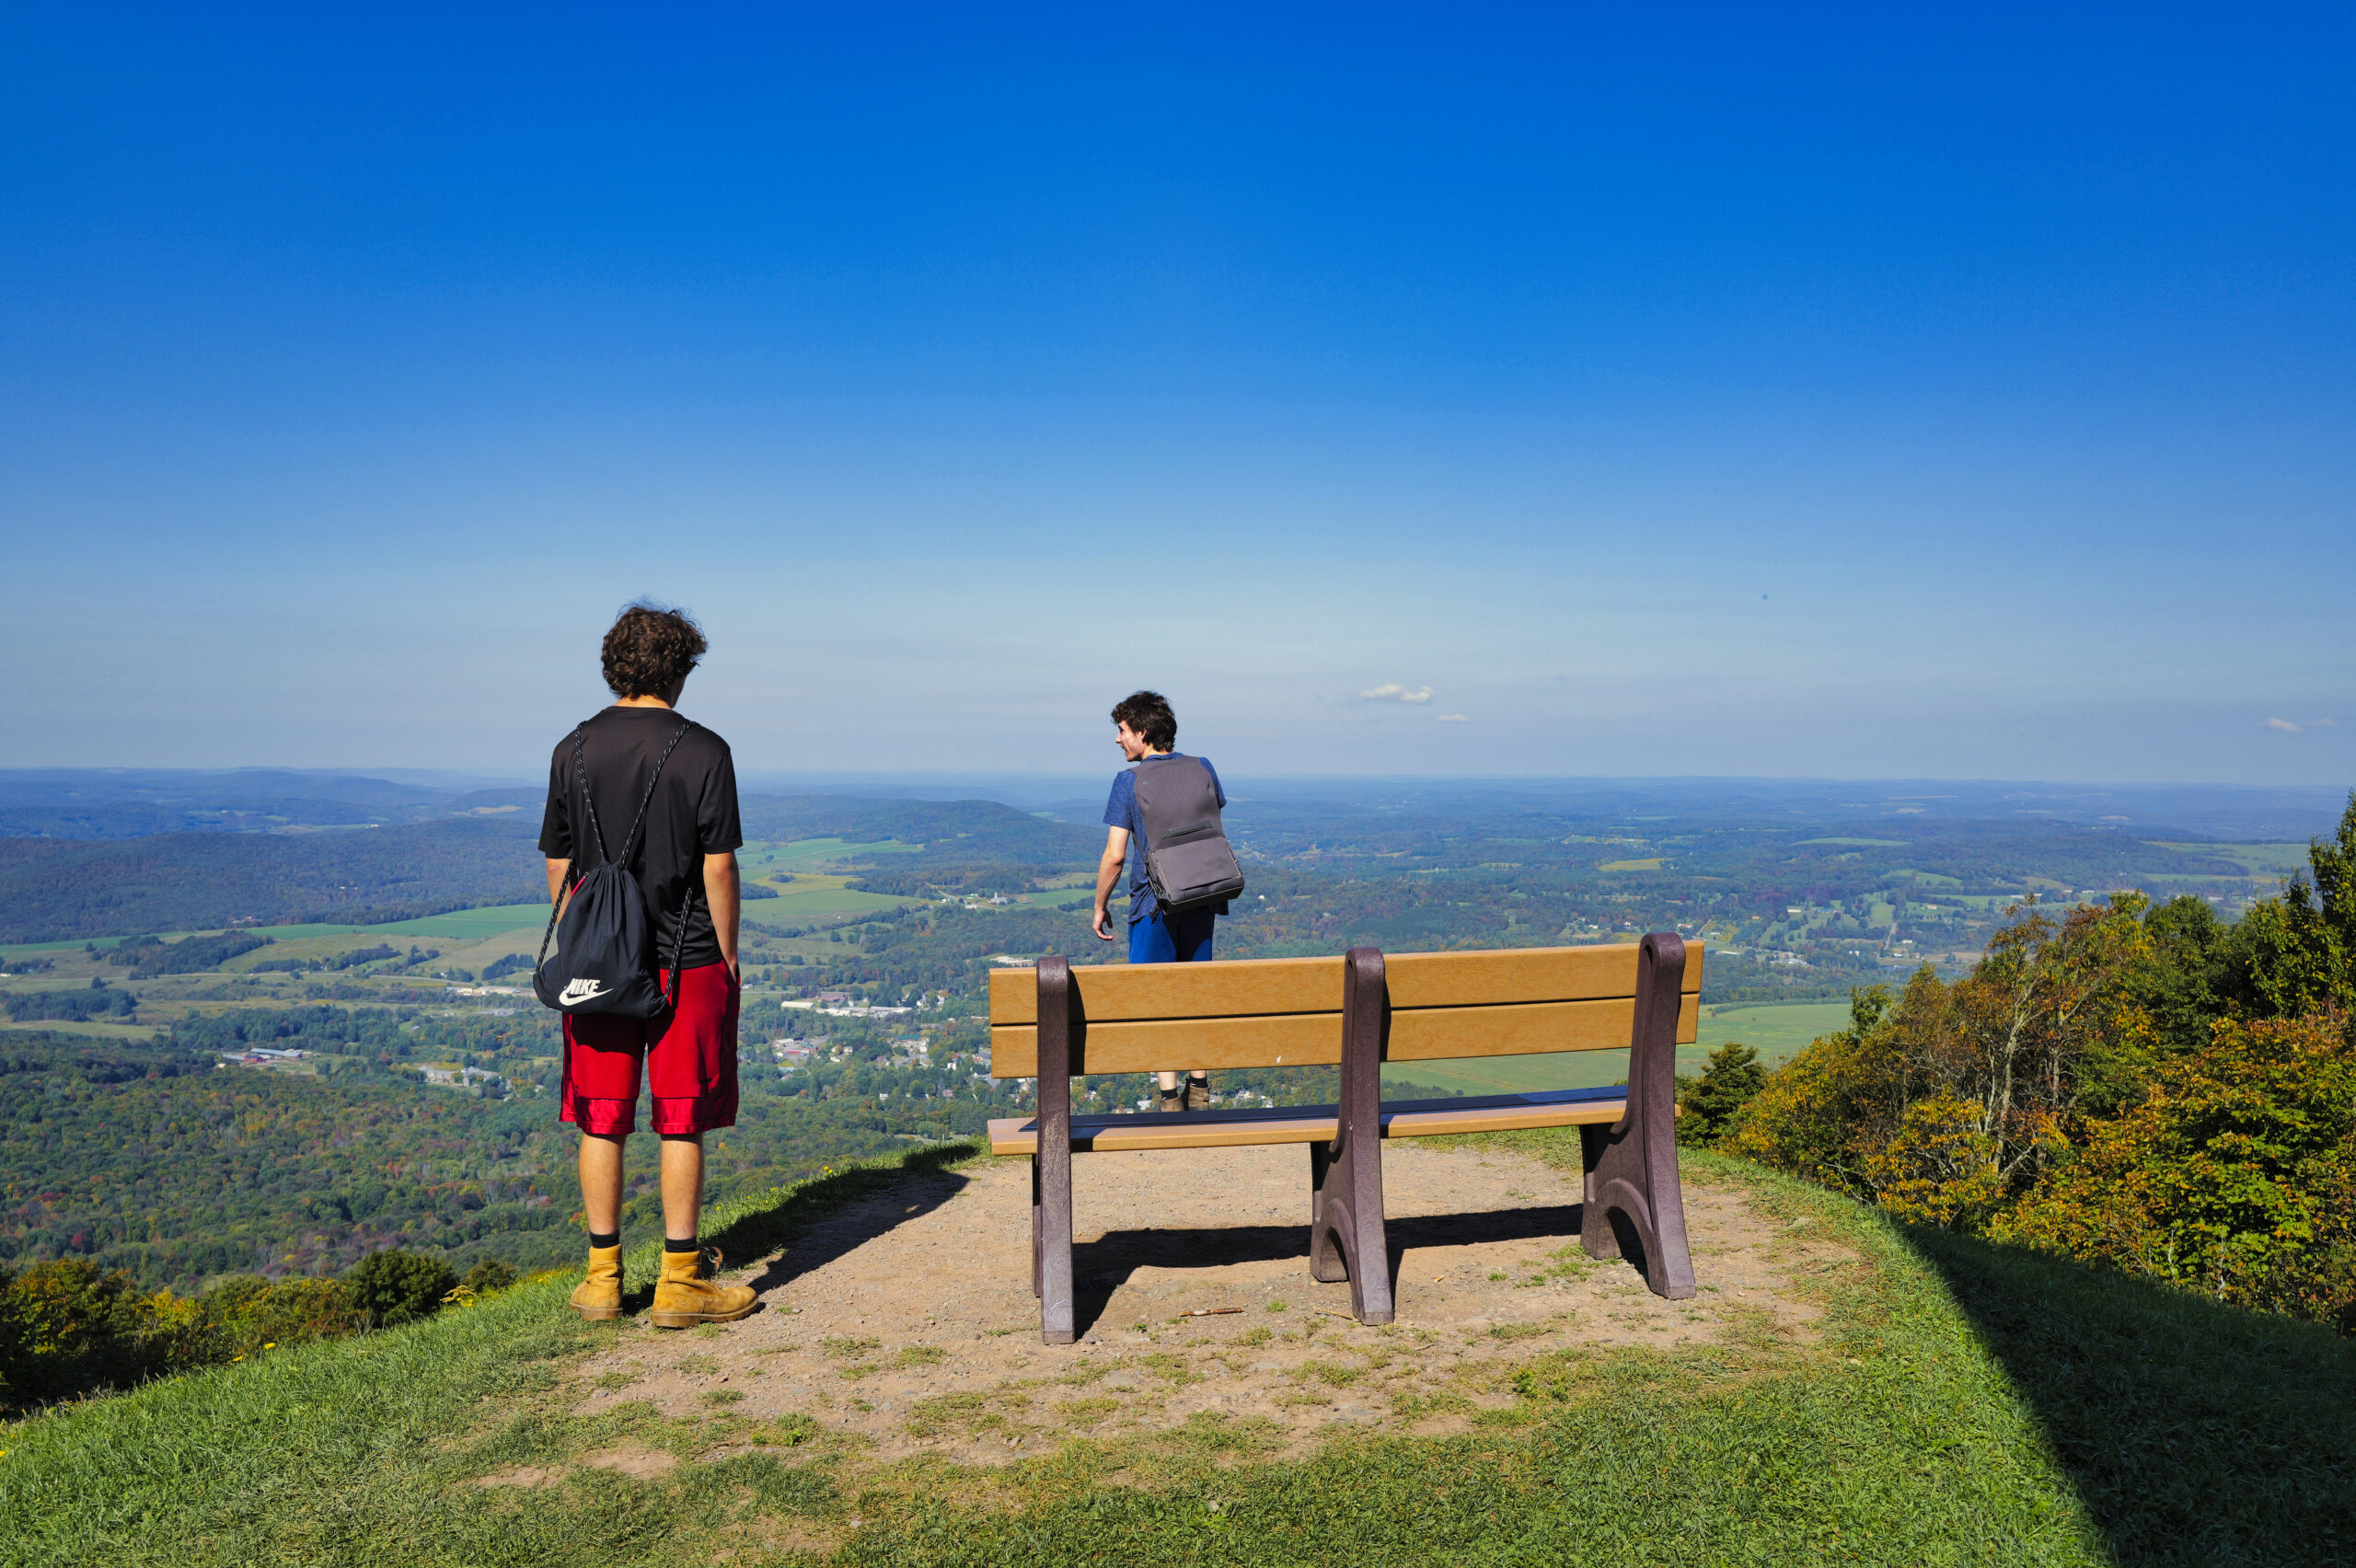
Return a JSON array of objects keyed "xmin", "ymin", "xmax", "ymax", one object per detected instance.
[
  {"xmin": 1725, "ymin": 901, "xmax": 2152, "ymax": 1225},
  {"xmin": 1993, "ymin": 1011, "xmax": 2356, "ymax": 1331}
]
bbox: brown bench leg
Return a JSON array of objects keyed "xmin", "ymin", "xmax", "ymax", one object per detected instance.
[
  {"xmin": 1308, "ymin": 946, "xmax": 1393, "ymax": 1324},
  {"xmin": 1580, "ymin": 932, "xmax": 1697, "ymax": 1299},
  {"xmin": 1034, "ymin": 957, "xmax": 1076, "ymax": 1343}
]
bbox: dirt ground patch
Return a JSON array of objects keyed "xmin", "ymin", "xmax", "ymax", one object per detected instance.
[{"xmin": 573, "ymin": 1141, "xmax": 1847, "ymax": 1464}]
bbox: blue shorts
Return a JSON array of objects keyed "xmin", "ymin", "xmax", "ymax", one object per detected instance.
[{"xmin": 1128, "ymin": 907, "xmax": 1217, "ymax": 964}]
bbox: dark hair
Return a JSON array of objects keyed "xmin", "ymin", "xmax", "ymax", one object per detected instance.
[
  {"xmin": 1111, "ymin": 690, "xmax": 1177, "ymax": 751},
  {"xmin": 602, "ymin": 602, "xmax": 708, "ymax": 698}
]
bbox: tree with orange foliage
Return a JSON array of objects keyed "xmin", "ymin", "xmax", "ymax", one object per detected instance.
[
  {"xmin": 1993, "ymin": 1011, "xmax": 2356, "ymax": 1331},
  {"xmin": 1724, "ymin": 899, "xmax": 2150, "ymax": 1226}
]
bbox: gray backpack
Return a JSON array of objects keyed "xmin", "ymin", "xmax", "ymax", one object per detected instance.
[{"xmin": 1132, "ymin": 755, "xmax": 1246, "ymax": 915}]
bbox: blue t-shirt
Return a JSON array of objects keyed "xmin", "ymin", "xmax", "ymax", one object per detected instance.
[{"xmin": 1103, "ymin": 754, "xmax": 1227, "ymax": 925}]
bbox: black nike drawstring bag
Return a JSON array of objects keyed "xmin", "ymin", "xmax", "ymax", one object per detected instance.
[{"xmin": 533, "ymin": 719, "xmax": 697, "ymax": 1019}]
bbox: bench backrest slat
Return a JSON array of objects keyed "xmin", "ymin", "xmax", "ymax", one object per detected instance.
[{"xmin": 987, "ymin": 941, "xmax": 1703, "ymax": 1078}]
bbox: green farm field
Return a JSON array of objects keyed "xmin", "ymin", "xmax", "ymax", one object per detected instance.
[
  {"xmin": 739, "ymin": 836, "xmax": 918, "ymax": 874},
  {"xmin": 0, "ymin": 903, "xmax": 553, "ymax": 961},
  {"xmin": 2147, "ymin": 841, "xmax": 2312, "ymax": 876}
]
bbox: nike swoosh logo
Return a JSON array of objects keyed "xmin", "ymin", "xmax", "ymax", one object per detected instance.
[{"xmin": 559, "ymin": 978, "xmax": 607, "ymax": 1006}]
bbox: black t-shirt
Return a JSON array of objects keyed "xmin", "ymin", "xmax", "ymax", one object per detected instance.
[{"xmin": 537, "ymin": 707, "xmax": 744, "ymax": 972}]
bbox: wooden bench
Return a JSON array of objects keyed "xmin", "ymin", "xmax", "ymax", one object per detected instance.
[{"xmin": 986, "ymin": 934, "xmax": 1702, "ymax": 1343}]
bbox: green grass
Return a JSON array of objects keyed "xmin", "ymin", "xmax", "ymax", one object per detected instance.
[{"xmin": 6, "ymin": 1136, "xmax": 2350, "ymax": 1566}]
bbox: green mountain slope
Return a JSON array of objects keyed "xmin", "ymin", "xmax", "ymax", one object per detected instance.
[
  {"xmin": 0, "ymin": 818, "xmax": 546, "ymax": 943},
  {"xmin": 2, "ymin": 1139, "xmax": 2348, "ymax": 1568}
]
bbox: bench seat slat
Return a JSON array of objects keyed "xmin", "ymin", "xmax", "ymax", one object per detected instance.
[
  {"xmin": 1384, "ymin": 945, "xmax": 1704, "ymax": 1009},
  {"xmin": 987, "ymin": 992, "xmax": 1701, "ymax": 1078},
  {"xmin": 985, "ymin": 1088, "xmax": 1641, "ymax": 1157},
  {"xmin": 987, "ymin": 941, "xmax": 1703, "ymax": 1029},
  {"xmin": 988, "ymin": 955, "xmax": 1339, "ymax": 1027}
]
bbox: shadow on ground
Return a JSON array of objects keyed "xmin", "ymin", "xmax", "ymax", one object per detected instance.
[
  {"xmin": 1068, "ymin": 1203, "xmax": 1590, "ymax": 1335},
  {"xmin": 1904, "ymin": 1227, "xmax": 2356, "ymax": 1568},
  {"xmin": 705, "ymin": 1145, "xmax": 975, "ymax": 1300}
]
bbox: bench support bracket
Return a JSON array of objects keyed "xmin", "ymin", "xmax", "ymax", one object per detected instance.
[
  {"xmin": 1032, "ymin": 956, "xmax": 1076, "ymax": 1343},
  {"xmin": 1308, "ymin": 946, "xmax": 1394, "ymax": 1324},
  {"xmin": 1579, "ymin": 932, "xmax": 1697, "ymax": 1299}
]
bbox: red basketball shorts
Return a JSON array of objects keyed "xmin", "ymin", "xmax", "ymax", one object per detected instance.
[{"xmin": 560, "ymin": 963, "xmax": 740, "ymax": 1136}]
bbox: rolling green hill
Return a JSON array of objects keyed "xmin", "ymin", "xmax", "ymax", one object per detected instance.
[
  {"xmin": 3, "ymin": 1136, "xmax": 2348, "ymax": 1567},
  {"xmin": 0, "ymin": 819, "xmax": 547, "ymax": 944}
]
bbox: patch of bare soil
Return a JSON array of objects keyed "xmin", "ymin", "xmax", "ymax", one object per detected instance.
[{"xmin": 572, "ymin": 1142, "xmax": 1848, "ymax": 1465}]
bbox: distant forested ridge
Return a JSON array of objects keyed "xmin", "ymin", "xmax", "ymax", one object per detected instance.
[
  {"xmin": 737, "ymin": 794, "xmax": 1099, "ymax": 867},
  {"xmin": 0, "ymin": 767, "xmax": 543, "ymax": 838},
  {"xmin": 0, "ymin": 818, "xmax": 544, "ymax": 943}
]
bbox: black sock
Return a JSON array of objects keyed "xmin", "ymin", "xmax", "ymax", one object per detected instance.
[
  {"xmin": 665, "ymin": 1236, "xmax": 699, "ymax": 1253},
  {"xmin": 588, "ymin": 1230, "xmax": 619, "ymax": 1250}
]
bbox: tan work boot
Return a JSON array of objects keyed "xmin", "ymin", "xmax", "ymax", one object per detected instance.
[
  {"xmin": 1184, "ymin": 1075, "xmax": 1211, "ymax": 1112},
  {"xmin": 570, "ymin": 1243, "xmax": 624, "ymax": 1320},
  {"xmin": 1157, "ymin": 1083, "xmax": 1184, "ymax": 1114},
  {"xmin": 650, "ymin": 1247, "xmax": 757, "ymax": 1329}
]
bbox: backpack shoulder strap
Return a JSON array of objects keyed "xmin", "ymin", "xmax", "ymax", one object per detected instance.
[
  {"xmin": 572, "ymin": 722, "xmax": 612, "ymax": 866},
  {"xmin": 611, "ymin": 719, "xmax": 698, "ymax": 870}
]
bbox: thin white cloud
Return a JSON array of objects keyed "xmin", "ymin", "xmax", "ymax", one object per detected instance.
[
  {"xmin": 2314, "ymin": 718, "xmax": 2339, "ymax": 728},
  {"xmin": 2267, "ymin": 717, "xmax": 2304, "ymax": 732},
  {"xmin": 1438, "ymin": 713, "xmax": 1469, "ymax": 723},
  {"xmin": 1358, "ymin": 683, "xmax": 1434, "ymax": 704}
]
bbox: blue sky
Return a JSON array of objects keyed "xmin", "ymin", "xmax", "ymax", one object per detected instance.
[{"xmin": 3, "ymin": 5, "xmax": 2350, "ymax": 783}]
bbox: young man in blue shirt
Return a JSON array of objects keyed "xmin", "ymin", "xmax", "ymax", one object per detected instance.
[{"xmin": 1091, "ymin": 689, "xmax": 1228, "ymax": 1113}]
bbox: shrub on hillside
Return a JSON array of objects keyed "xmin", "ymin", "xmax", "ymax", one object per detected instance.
[
  {"xmin": 0, "ymin": 1250, "xmax": 513, "ymax": 1412},
  {"xmin": 200, "ymin": 1274, "xmax": 367, "ymax": 1356},
  {"xmin": 344, "ymin": 1249, "xmax": 458, "ymax": 1328},
  {"xmin": 0, "ymin": 1259, "xmax": 205, "ymax": 1411},
  {"xmin": 1992, "ymin": 1012, "xmax": 2356, "ymax": 1331},
  {"xmin": 459, "ymin": 1259, "xmax": 517, "ymax": 1295},
  {"xmin": 1675, "ymin": 1043, "xmax": 1766, "ymax": 1145}
]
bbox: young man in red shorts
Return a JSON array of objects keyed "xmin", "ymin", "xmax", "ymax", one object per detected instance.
[{"xmin": 538, "ymin": 603, "xmax": 756, "ymax": 1327}]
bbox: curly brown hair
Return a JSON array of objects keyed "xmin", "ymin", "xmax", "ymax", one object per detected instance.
[
  {"xmin": 602, "ymin": 602, "xmax": 709, "ymax": 698},
  {"xmin": 1111, "ymin": 690, "xmax": 1176, "ymax": 751}
]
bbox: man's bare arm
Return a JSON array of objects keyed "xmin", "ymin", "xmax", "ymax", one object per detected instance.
[
  {"xmin": 1091, "ymin": 827, "xmax": 1128, "ymax": 941},
  {"xmin": 703, "ymin": 850, "xmax": 742, "ymax": 977},
  {"xmin": 546, "ymin": 858, "xmax": 570, "ymax": 905}
]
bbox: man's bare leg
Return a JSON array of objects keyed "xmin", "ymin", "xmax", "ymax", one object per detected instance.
[
  {"xmin": 659, "ymin": 1133, "xmax": 704, "ymax": 1243},
  {"xmin": 579, "ymin": 1132, "xmax": 626, "ymax": 1233}
]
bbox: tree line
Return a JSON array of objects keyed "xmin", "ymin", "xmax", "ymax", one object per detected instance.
[{"xmin": 1680, "ymin": 792, "xmax": 2356, "ymax": 1333}]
